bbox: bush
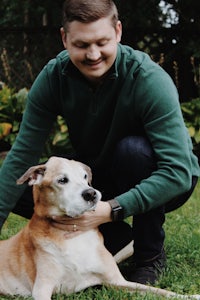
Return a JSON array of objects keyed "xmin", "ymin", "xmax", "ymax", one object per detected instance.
[
  {"xmin": 0, "ymin": 84, "xmax": 72, "ymax": 159},
  {"xmin": 0, "ymin": 84, "xmax": 28, "ymax": 145},
  {"xmin": 181, "ymin": 98, "xmax": 200, "ymax": 162}
]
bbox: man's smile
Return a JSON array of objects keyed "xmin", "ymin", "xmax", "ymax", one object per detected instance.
[{"xmin": 84, "ymin": 58, "xmax": 104, "ymax": 66}]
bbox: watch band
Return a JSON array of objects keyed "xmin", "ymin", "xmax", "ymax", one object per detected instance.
[{"xmin": 108, "ymin": 199, "xmax": 124, "ymax": 222}]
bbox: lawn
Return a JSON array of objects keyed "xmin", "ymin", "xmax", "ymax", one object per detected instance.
[{"xmin": 0, "ymin": 180, "xmax": 200, "ymax": 300}]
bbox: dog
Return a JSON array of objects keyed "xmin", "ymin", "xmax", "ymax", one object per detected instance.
[{"xmin": 0, "ymin": 156, "xmax": 199, "ymax": 300}]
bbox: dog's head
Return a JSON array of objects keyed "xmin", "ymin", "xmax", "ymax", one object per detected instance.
[{"xmin": 17, "ymin": 157, "xmax": 102, "ymax": 218}]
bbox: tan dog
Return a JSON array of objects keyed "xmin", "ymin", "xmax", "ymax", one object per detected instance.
[{"xmin": 0, "ymin": 157, "xmax": 199, "ymax": 300}]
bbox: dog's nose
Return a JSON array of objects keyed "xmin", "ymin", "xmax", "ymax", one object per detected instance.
[{"xmin": 82, "ymin": 188, "xmax": 97, "ymax": 202}]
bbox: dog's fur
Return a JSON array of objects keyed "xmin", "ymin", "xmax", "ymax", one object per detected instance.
[{"xmin": 0, "ymin": 157, "xmax": 199, "ymax": 300}]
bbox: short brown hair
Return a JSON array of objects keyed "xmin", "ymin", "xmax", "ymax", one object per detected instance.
[{"xmin": 62, "ymin": 0, "xmax": 118, "ymax": 31}]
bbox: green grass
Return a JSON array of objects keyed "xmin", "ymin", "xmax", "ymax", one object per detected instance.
[{"xmin": 1, "ymin": 181, "xmax": 200, "ymax": 299}]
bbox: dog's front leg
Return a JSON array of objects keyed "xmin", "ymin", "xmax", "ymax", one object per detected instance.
[
  {"xmin": 32, "ymin": 283, "xmax": 53, "ymax": 300},
  {"xmin": 32, "ymin": 275, "xmax": 56, "ymax": 300}
]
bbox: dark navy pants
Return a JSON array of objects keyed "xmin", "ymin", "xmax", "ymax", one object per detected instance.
[{"xmin": 13, "ymin": 136, "xmax": 197, "ymax": 262}]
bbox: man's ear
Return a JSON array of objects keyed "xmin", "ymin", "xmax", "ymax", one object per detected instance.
[
  {"xmin": 115, "ymin": 20, "xmax": 122, "ymax": 43},
  {"xmin": 60, "ymin": 27, "xmax": 68, "ymax": 49}
]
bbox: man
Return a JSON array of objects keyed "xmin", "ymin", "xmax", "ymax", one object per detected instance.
[{"xmin": 0, "ymin": 0, "xmax": 199, "ymax": 285}]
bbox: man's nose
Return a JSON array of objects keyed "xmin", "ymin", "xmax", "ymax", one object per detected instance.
[{"xmin": 86, "ymin": 45, "xmax": 100, "ymax": 60}]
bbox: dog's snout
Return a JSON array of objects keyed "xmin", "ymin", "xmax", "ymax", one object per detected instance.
[{"xmin": 82, "ymin": 188, "xmax": 97, "ymax": 202}]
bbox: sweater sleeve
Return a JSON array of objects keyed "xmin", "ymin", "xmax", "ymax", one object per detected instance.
[
  {"xmin": 0, "ymin": 66, "xmax": 58, "ymax": 227},
  {"xmin": 116, "ymin": 64, "xmax": 199, "ymax": 217}
]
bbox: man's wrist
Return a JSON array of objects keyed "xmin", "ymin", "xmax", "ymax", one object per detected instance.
[{"xmin": 108, "ymin": 199, "xmax": 124, "ymax": 222}]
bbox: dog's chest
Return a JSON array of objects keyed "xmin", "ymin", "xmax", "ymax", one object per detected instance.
[{"xmin": 39, "ymin": 230, "xmax": 105, "ymax": 293}]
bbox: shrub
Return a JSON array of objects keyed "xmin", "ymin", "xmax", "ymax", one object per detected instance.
[
  {"xmin": 0, "ymin": 84, "xmax": 72, "ymax": 159},
  {"xmin": 181, "ymin": 98, "xmax": 200, "ymax": 162},
  {"xmin": 0, "ymin": 84, "xmax": 28, "ymax": 145}
]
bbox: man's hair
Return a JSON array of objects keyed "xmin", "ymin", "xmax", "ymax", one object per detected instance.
[{"xmin": 62, "ymin": 0, "xmax": 119, "ymax": 31}]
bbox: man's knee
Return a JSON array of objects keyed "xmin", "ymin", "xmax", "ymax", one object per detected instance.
[
  {"xmin": 111, "ymin": 136, "xmax": 157, "ymax": 193},
  {"xmin": 115, "ymin": 136, "xmax": 154, "ymax": 159}
]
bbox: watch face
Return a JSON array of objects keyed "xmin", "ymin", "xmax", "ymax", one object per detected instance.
[
  {"xmin": 108, "ymin": 199, "xmax": 124, "ymax": 221},
  {"xmin": 113, "ymin": 206, "xmax": 122, "ymax": 212},
  {"xmin": 112, "ymin": 206, "xmax": 124, "ymax": 221}
]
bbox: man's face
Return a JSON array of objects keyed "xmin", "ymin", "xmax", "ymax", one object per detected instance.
[{"xmin": 61, "ymin": 17, "xmax": 122, "ymax": 83}]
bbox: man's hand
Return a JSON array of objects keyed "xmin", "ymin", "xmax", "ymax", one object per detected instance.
[{"xmin": 51, "ymin": 200, "xmax": 112, "ymax": 238}]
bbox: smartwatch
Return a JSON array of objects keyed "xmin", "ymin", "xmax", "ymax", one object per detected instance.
[{"xmin": 108, "ymin": 199, "xmax": 124, "ymax": 222}]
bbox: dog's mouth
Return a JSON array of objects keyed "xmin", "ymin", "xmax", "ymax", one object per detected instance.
[
  {"xmin": 56, "ymin": 193, "xmax": 99, "ymax": 218},
  {"xmin": 47, "ymin": 188, "xmax": 101, "ymax": 218},
  {"xmin": 63, "ymin": 200, "xmax": 98, "ymax": 218},
  {"xmin": 85, "ymin": 200, "xmax": 98, "ymax": 211}
]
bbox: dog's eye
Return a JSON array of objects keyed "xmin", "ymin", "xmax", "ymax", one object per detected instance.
[
  {"xmin": 84, "ymin": 174, "xmax": 87, "ymax": 180},
  {"xmin": 57, "ymin": 176, "xmax": 69, "ymax": 184}
]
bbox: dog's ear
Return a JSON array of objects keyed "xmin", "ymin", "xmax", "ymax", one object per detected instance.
[{"xmin": 16, "ymin": 165, "xmax": 46, "ymax": 186}]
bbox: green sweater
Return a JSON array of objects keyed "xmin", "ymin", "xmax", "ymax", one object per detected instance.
[{"xmin": 0, "ymin": 44, "xmax": 199, "ymax": 228}]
